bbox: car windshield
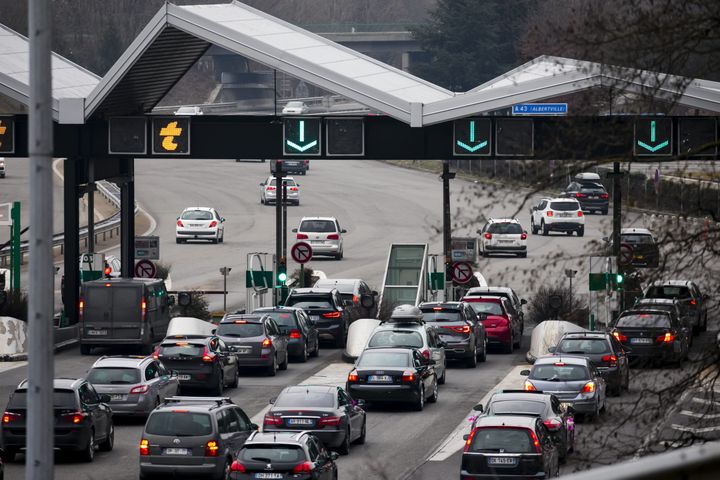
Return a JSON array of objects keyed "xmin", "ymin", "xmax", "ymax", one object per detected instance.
[
  {"xmin": 240, "ymin": 445, "xmax": 305, "ymax": 463},
  {"xmin": 357, "ymin": 351, "xmax": 411, "ymax": 368},
  {"xmin": 616, "ymin": 313, "xmax": 671, "ymax": 329},
  {"xmin": 257, "ymin": 311, "xmax": 296, "ymax": 327},
  {"xmin": 556, "ymin": 339, "xmax": 610, "ymax": 354},
  {"xmin": 8, "ymin": 389, "xmax": 76, "ymax": 409},
  {"xmin": 420, "ymin": 309, "xmax": 461, "ymax": 322},
  {"xmin": 145, "ymin": 411, "xmax": 212, "ymax": 436},
  {"xmin": 274, "ymin": 391, "xmax": 335, "ymax": 408},
  {"xmin": 490, "ymin": 400, "xmax": 546, "ymax": 416},
  {"xmin": 469, "ymin": 428, "xmax": 536, "ymax": 453},
  {"xmin": 181, "ymin": 210, "xmax": 213, "ymax": 220},
  {"xmin": 87, "ymin": 367, "xmax": 141, "ymax": 385},
  {"xmin": 549, "ymin": 201, "xmax": 579, "ymax": 211},
  {"xmin": 468, "ymin": 302, "xmax": 504, "ymax": 316},
  {"xmin": 269, "ymin": 178, "xmax": 297, "ymax": 187},
  {"xmin": 216, "ymin": 322, "xmax": 264, "ymax": 338},
  {"xmin": 159, "ymin": 343, "xmax": 205, "ymax": 357},
  {"xmin": 530, "ymin": 364, "xmax": 589, "ymax": 381},
  {"xmin": 299, "ymin": 220, "xmax": 336, "ymax": 233},
  {"xmin": 621, "ymin": 234, "xmax": 654, "ymax": 244},
  {"xmin": 645, "ymin": 286, "xmax": 691, "ymax": 299},
  {"xmin": 487, "ymin": 223, "xmax": 523, "ymax": 234},
  {"xmin": 285, "ymin": 295, "xmax": 333, "ymax": 309},
  {"xmin": 368, "ymin": 330, "xmax": 423, "ymax": 348}
]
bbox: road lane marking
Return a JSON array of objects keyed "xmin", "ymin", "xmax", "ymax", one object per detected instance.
[{"xmin": 692, "ymin": 397, "xmax": 720, "ymax": 407}]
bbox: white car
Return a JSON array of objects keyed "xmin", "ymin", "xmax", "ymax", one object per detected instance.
[
  {"xmin": 530, "ymin": 197, "xmax": 585, "ymax": 237},
  {"xmin": 175, "ymin": 207, "xmax": 225, "ymax": 244},
  {"xmin": 292, "ymin": 216, "xmax": 346, "ymax": 259},
  {"xmin": 259, "ymin": 176, "xmax": 300, "ymax": 205},
  {"xmin": 478, "ymin": 218, "xmax": 527, "ymax": 258},
  {"xmin": 281, "ymin": 101, "xmax": 309, "ymax": 115}
]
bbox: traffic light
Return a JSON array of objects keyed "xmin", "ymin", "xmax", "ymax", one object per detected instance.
[
  {"xmin": 103, "ymin": 262, "xmax": 112, "ymax": 278},
  {"xmin": 613, "ymin": 272, "xmax": 624, "ymax": 291},
  {"xmin": 277, "ymin": 262, "xmax": 287, "ymax": 286}
]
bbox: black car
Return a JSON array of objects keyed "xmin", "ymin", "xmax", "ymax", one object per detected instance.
[
  {"xmin": 634, "ymin": 298, "xmax": 692, "ymax": 345},
  {"xmin": 418, "ymin": 302, "xmax": 487, "ymax": 367},
  {"xmin": 140, "ymin": 396, "xmax": 257, "ymax": 480},
  {"xmin": 2, "ymin": 378, "xmax": 114, "ymax": 462},
  {"xmin": 155, "ymin": 336, "xmax": 239, "ymax": 394},
  {"xmin": 642, "ymin": 280, "xmax": 709, "ymax": 334},
  {"xmin": 253, "ymin": 307, "xmax": 320, "ymax": 361},
  {"xmin": 313, "ymin": 278, "xmax": 379, "ymax": 320},
  {"xmin": 461, "ymin": 415, "xmax": 560, "ymax": 479},
  {"xmin": 230, "ymin": 431, "xmax": 338, "ymax": 480},
  {"xmin": 472, "ymin": 390, "xmax": 575, "ymax": 463},
  {"xmin": 610, "ymin": 309, "xmax": 690, "ymax": 364},
  {"xmin": 263, "ymin": 385, "xmax": 366, "ymax": 455},
  {"xmin": 346, "ymin": 347, "xmax": 438, "ymax": 411},
  {"xmin": 217, "ymin": 314, "xmax": 290, "ymax": 376},
  {"xmin": 561, "ymin": 181, "xmax": 609, "ymax": 214},
  {"xmin": 551, "ymin": 332, "xmax": 630, "ymax": 396},
  {"xmin": 620, "ymin": 227, "xmax": 660, "ymax": 268},
  {"xmin": 271, "ymin": 159, "xmax": 307, "ymax": 175},
  {"xmin": 284, "ymin": 288, "xmax": 352, "ymax": 348}
]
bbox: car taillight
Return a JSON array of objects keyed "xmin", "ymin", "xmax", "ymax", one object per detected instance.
[
  {"xmin": 205, "ymin": 440, "xmax": 219, "ymax": 457},
  {"xmin": 543, "ymin": 418, "xmax": 562, "ymax": 431},
  {"xmin": 689, "ymin": 299, "xmax": 697, "ymax": 306},
  {"xmin": 353, "ymin": 295, "xmax": 359, "ymax": 304},
  {"xmin": 79, "ymin": 298, "xmax": 84, "ymax": 320},
  {"xmin": 153, "ymin": 346, "xmax": 160, "ymax": 360},
  {"xmin": 523, "ymin": 380, "xmax": 536, "ymax": 391},
  {"xmin": 176, "ymin": 220, "xmax": 184, "ymax": 227},
  {"xmin": 327, "ymin": 234, "xmax": 340, "ymax": 240},
  {"xmin": 297, "ymin": 233, "xmax": 308, "ymax": 239},
  {"xmin": 612, "ymin": 330, "xmax": 627, "ymax": 342},
  {"xmin": 290, "ymin": 187, "xmax": 298, "ymax": 191},
  {"xmin": 600, "ymin": 193, "xmax": 609, "ymax": 199},
  {"xmin": 484, "ymin": 233, "xmax": 492, "ymax": 240},
  {"xmin": 322, "ymin": 311, "xmax": 341, "ymax": 318},
  {"xmin": 267, "ymin": 186, "xmax": 276, "ymax": 191},
  {"xmin": 293, "ymin": 461, "xmax": 313, "ymax": 474},
  {"xmin": 139, "ymin": 439, "xmax": 150, "ymax": 456},
  {"xmin": 443, "ymin": 325, "xmax": 471, "ymax": 334},
  {"xmin": 65, "ymin": 412, "xmax": 87, "ymax": 424},
  {"xmin": 657, "ymin": 332, "xmax": 675, "ymax": 343},
  {"xmin": 582, "ymin": 381, "xmax": 596, "ymax": 393},
  {"xmin": 318, "ymin": 416, "xmax": 341, "ymax": 426},
  {"xmin": 547, "ymin": 211, "xmax": 554, "ymax": 217},
  {"xmin": 141, "ymin": 298, "xmax": 147, "ymax": 321},
  {"xmin": 347, "ymin": 369, "xmax": 359, "ymax": 382},
  {"xmin": 601, "ymin": 355, "xmax": 617, "ymax": 366},
  {"xmin": 202, "ymin": 346, "xmax": 216, "ymax": 362},
  {"xmin": 575, "ymin": 192, "xmax": 587, "ymax": 198},
  {"xmin": 529, "ymin": 429, "xmax": 541, "ymax": 453},
  {"xmin": 401, "ymin": 370, "xmax": 415, "ymax": 382},
  {"xmin": 577, "ymin": 211, "xmax": 584, "ymax": 217},
  {"xmin": 230, "ymin": 461, "xmax": 246, "ymax": 472},
  {"xmin": 464, "ymin": 428, "xmax": 477, "ymax": 452},
  {"xmin": 421, "ymin": 349, "xmax": 431, "ymax": 359},
  {"xmin": 262, "ymin": 338, "xmax": 272, "ymax": 348},
  {"xmin": 289, "ymin": 329, "xmax": 302, "ymax": 339},
  {"xmin": 130, "ymin": 385, "xmax": 149, "ymax": 394},
  {"xmin": 263, "ymin": 413, "xmax": 282, "ymax": 426},
  {"xmin": 209, "ymin": 220, "xmax": 217, "ymax": 228},
  {"xmin": 2, "ymin": 412, "xmax": 20, "ymax": 424},
  {"xmin": 520, "ymin": 233, "xmax": 527, "ymax": 240}
]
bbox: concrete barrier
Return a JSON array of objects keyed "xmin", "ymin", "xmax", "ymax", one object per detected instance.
[{"xmin": 0, "ymin": 316, "xmax": 28, "ymax": 356}]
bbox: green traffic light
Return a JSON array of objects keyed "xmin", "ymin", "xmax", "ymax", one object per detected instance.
[
  {"xmin": 616, "ymin": 273, "xmax": 624, "ymax": 284},
  {"xmin": 278, "ymin": 272, "xmax": 288, "ymax": 282}
]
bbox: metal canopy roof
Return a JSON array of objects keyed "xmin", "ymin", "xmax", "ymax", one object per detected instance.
[{"xmin": 0, "ymin": 24, "xmax": 99, "ymax": 120}]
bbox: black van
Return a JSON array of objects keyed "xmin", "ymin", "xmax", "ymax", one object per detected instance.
[{"xmin": 80, "ymin": 278, "xmax": 172, "ymax": 355}]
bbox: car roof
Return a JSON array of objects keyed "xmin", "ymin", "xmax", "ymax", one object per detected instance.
[
  {"xmin": 246, "ymin": 431, "xmax": 309, "ymax": 445},
  {"xmin": 547, "ymin": 197, "xmax": 580, "ymax": 203},
  {"xmin": 620, "ymin": 308, "xmax": 671, "ymax": 317},
  {"xmin": 221, "ymin": 314, "xmax": 265, "ymax": 323},
  {"xmin": 466, "ymin": 286, "xmax": 514, "ymax": 296},
  {"xmin": 86, "ymin": 277, "xmax": 162, "ymax": 286},
  {"xmin": 560, "ymin": 332, "xmax": 610, "ymax": 340},
  {"xmin": 486, "ymin": 218, "xmax": 520, "ymax": 224},
  {"xmin": 17, "ymin": 378, "xmax": 83, "ymax": 390},
  {"xmin": 91, "ymin": 355, "xmax": 151, "ymax": 369},
  {"xmin": 181, "ymin": 207, "xmax": 214, "ymax": 212},
  {"xmin": 314, "ymin": 279, "xmax": 360, "ymax": 287},
  {"xmin": 489, "ymin": 392, "xmax": 552, "ymax": 404},
  {"xmin": 282, "ymin": 385, "xmax": 335, "ymax": 395},
  {"xmin": 463, "ymin": 295, "xmax": 504, "ymax": 302},
  {"xmin": 289, "ymin": 287, "xmax": 335, "ymax": 294},
  {"xmin": 621, "ymin": 227, "xmax": 653, "ymax": 235},
  {"xmin": 361, "ymin": 347, "xmax": 413, "ymax": 355},
  {"xmin": 648, "ymin": 280, "xmax": 692, "ymax": 287},
  {"xmin": 534, "ymin": 356, "xmax": 589, "ymax": 366},
  {"xmin": 299, "ymin": 216, "xmax": 337, "ymax": 222},
  {"xmin": 253, "ymin": 307, "xmax": 300, "ymax": 313},
  {"xmin": 374, "ymin": 322, "xmax": 424, "ymax": 332},
  {"xmin": 636, "ymin": 298, "xmax": 677, "ymax": 305},
  {"xmin": 419, "ymin": 302, "xmax": 463, "ymax": 309},
  {"xmin": 473, "ymin": 415, "xmax": 538, "ymax": 429}
]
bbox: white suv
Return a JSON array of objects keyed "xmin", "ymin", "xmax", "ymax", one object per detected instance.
[
  {"xmin": 530, "ymin": 198, "xmax": 585, "ymax": 237},
  {"xmin": 175, "ymin": 207, "xmax": 225, "ymax": 244},
  {"xmin": 478, "ymin": 218, "xmax": 527, "ymax": 258},
  {"xmin": 293, "ymin": 217, "xmax": 346, "ymax": 260}
]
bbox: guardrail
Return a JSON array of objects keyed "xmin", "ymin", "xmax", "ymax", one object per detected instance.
[{"xmin": 0, "ymin": 180, "xmax": 133, "ymax": 267}]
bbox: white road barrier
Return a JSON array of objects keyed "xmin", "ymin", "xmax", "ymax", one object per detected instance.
[{"xmin": 0, "ymin": 317, "xmax": 27, "ymax": 356}]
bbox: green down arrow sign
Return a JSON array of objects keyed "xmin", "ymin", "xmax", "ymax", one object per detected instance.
[
  {"xmin": 635, "ymin": 119, "xmax": 671, "ymax": 155},
  {"xmin": 284, "ymin": 118, "xmax": 321, "ymax": 156},
  {"xmin": 454, "ymin": 118, "xmax": 491, "ymax": 156}
]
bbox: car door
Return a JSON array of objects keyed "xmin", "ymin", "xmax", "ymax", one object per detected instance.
[
  {"xmin": 610, "ymin": 337, "xmax": 629, "ymax": 378},
  {"xmin": 298, "ymin": 310, "xmax": 318, "ymax": 351},
  {"xmin": 80, "ymin": 383, "xmax": 109, "ymax": 442},
  {"xmin": 463, "ymin": 305, "xmax": 481, "ymax": 349},
  {"xmin": 308, "ymin": 437, "xmax": 332, "ymax": 479},
  {"xmin": 267, "ymin": 319, "xmax": 288, "ymax": 364},
  {"xmin": 337, "ymin": 388, "xmax": 359, "ymax": 439},
  {"xmin": 155, "ymin": 360, "xmax": 178, "ymax": 398},
  {"xmin": 143, "ymin": 361, "xmax": 163, "ymax": 399},
  {"xmin": 223, "ymin": 408, "xmax": 253, "ymax": 454},
  {"xmin": 427, "ymin": 327, "xmax": 445, "ymax": 375}
]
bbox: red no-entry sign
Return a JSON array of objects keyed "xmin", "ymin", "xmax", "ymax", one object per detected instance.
[
  {"xmin": 135, "ymin": 259, "xmax": 156, "ymax": 278},
  {"xmin": 451, "ymin": 261, "xmax": 473, "ymax": 284},
  {"xmin": 291, "ymin": 242, "xmax": 313, "ymax": 264}
]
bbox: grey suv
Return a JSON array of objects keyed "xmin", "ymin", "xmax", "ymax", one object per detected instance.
[
  {"xmin": 217, "ymin": 314, "xmax": 290, "ymax": 376},
  {"xmin": 139, "ymin": 397, "xmax": 257, "ymax": 480}
]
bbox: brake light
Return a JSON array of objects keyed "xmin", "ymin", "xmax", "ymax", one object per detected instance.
[
  {"xmin": 582, "ymin": 381, "xmax": 596, "ymax": 393},
  {"xmin": 657, "ymin": 332, "xmax": 675, "ymax": 343},
  {"xmin": 600, "ymin": 193, "xmax": 609, "ymax": 199},
  {"xmin": 543, "ymin": 418, "xmax": 562, "ymax": 431},
  {"xmin": 402, "ymin": 370, "xmax": 415, "ymax": 382},
  {"xmin": 464, "ymin": 428, "xmax": 477, "ymax": 452},
  {"xmin": 266, "ymin": 186, "xmax": 276, "ymax": 191},
  {"xmin": 484, "ymin": 233, "xmax": 492, "ymax": 240},
  {"xmin": 79, "ymin": 298, "xmax": 84, "ymax": 320},
  {"xmin": 139, "ymin": 439, "xmax": 149, "ymax": 456},
  {"xmin": 443, "ymin": 325, "xmax": 471, "ymax": 334},
  {"xmin": 234, "ymin": 320, "xmax": 247, "ymax": 324},
  {"xmin": 601, "ymin": 355, "xmax": 617, "ymax": 366},
  {"xmin": 289, "ymin": 329, "xmax": 302, "ymax": 339},
  {"xmin": 66, "ymin": 412, "xmax": 87, "ymax": 424},
  {"xmin": 612, "ymin": 330, "xmax": 627, "ymax": 342},
  {"xmin": 575, "ymin": 192, "xmax": 587, "ymax": 198},
  {"xmin": 529, "ymin": 429, "xmax": 541, "ymax": 453},
  {"xmin": 547, "ymin": 211, "xmax": 554, "ymax": 217},
  {"xmin": 690, "ymin": 299, "xmax": 697, "ymax": 306},
  {"xmin": 577, "ymin": 211, "xmax": 584, "ymax": 217},
  {"xmin": 293, "ymin": 461, "xmax": 313, "ymax": 474},
  {"xmin": 433, "ymin": 307, "xmax": 443, "ymax": 311},
  {"xmin": 152, "ymin": 346, "xmax": 160, "ymax": 360},
  {"xmin": 202, "ymin": 346, "xmax": 215, "ymax": 362},
  {"xmin": 205, "ymin": 440, "xmax": 219, "ymax": 457},
  {"xmin": 297, "ymin": 233, "xmax": 308, "ymax": 239},
  {"xmin": 327, "ymin": 234, "xmax": 340, "ymax": 240},
  {"xmin": 209, "ymin": 220, "xmax": 217, "ymax": 228},
  {"xmin": 262, "ymin": 338, "xmax": 273, "ymax": 348},
  {"xmin": 230, "ymin": 461, "xmax": 246, "ymax": 472},
  {"xmin": 322, "ymin": 311, "xmax": 341, "ymax": 318},
  {"xmin": 353, "ymin": 295, "xmax": 359, "ymax": 304},
  {"xmin": 347, "ymin": 369, "xmax": 359, "ymax": 382},
  {"xmin": 130, "ymin": 385, "xmax": 149, "ymax": 395},
  {"xmin": 176, "ymin": 219, "xmax": 184, "ymax": 227},
  {"xmin": 520, "ymin": 233, "xmax": 527, "ymax": 240},
  {"xmin": 103, "ymin": 265, "xmax": 112, "ymax": 277},
  {"xmin": 421, "ymin": 349, "xmax": 431, "ymax": 359},
  {"xmin": 523, "ymin": 380, "xmax": 536, "ymax": 391},
  {"xmin": 290, "ymin": 187, "xmax": 298, "ymax": 191},
  {"xmin": 141, "ymin": 298, "xmax": 147, "ymax": 321},
  {"xmin": 554, "ymin": 362, "xmax": 566, "ymax": 366},
  {"xmin": 2, "ymin": 412, "xmax": 19, "ymax": 424},
  {"xmin": 318, "ymin": 416, "xmax": 341, "ymax": 426},
  {"xmin": 263, "ymin": 413, "xmax": 282, "ymax": 426}
]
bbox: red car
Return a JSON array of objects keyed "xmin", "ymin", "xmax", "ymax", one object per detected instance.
[{"xmin": 462, "ymin": 295, "xmax": 522, "ymax": 353}]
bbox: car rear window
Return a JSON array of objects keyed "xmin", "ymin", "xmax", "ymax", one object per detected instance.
[
  {"xmin": 87, "ymin": 367, "xmax": 141, "ymax": 385},
  {"xmin": 299, "ymin": 220, "xmax": 336, "ymax": 233},
  {"xmin": 216, "ymin": 322, "xmax": 264, "ymax": 338},
  {"xmin": 258, "ymin": 312, "xmax": 296, "ymax": 327},
  {"xmin": 357, "ymin": 351, "xmax": 411, "ymax": 368},
  {"xmin": 269, "ymin": 178, "xmax": 297, "ymax": 187},
  {"xmin": 470, "ymin": 427, "xmax": 536, "ymax": 453},
  {"xmin": 530, "ymin": 364, "xmax": 589, "ymax": 381},
  {"xmin": 239, "ymin": 445, "xmax": 305, "ymax": 463},
  {"xmin": 315, "ymin": 282, "xmax": 355, "ymax": 294},
  {"xmin": 645, "ymin": 286, "xmax": 691, "ymax": 299},
  {"xmin": 621, "ymin": 234, "xmax": 655, "ymax": 244},
  {"xmin": 274, "ymin": 391, "xmax": 335, "ymax": 408},
  {"xmin": 8, "ymin": 389, "xmax": 77, "ymax": 409},
  {"xmin": 616, "ymin": 313, "xmax": 671, "ymax": 329},
  {"xmin": 145, "ymin": 411, "xmax": 212, "ymax": 436},
  {"xmin": 556, "ymin": 338, "xmax": 610, "ymax": 355},
  {"xmin": 487, "ymin": 223, "xmax": 523, "ymax": 234},
  {"xmin": 549, "ymin": 201, "xmax": 580, "ymax": 211},
  {"xmin": 368, "ymin": 330, "xmax": 423, "ymax": 348},
  {"xmin": 159, "ymin": 342, "xmax": 205, "ymax": 357},
  {"xmin": 490, "ymin": 400, "xmax": 546, "ymax": 416},
  {"xmin": 420, "ymin": 309, "xmax": 461, "ymax": 322},
  {"xmin": 581, "ymin": 185, "xmax": 605, "ymax": 193},
  {"xmin": 285, "ymin": 295, "xmax": 333, "ymax": 309},
  {"xmin": 181, "ymin": 210, "xmax": 213, "ymax": 220},
  {"xmin": 468, "ymin": 302, "xmax": 504, "ymax": 316}
]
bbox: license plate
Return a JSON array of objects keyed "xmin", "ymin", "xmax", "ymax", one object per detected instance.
[
  {"xmin": 287, "ymin": 418, "xmax": 314, "ymax": 426},
  {"xmin": 369, "ymin": 375, "xmax": 393, "ymax": 383},
  {"xmin": 559, "ymin": 212, "xmax": 572, "ymax": 217},
  {"xmin": 110, "ymin": 394, "xmax": 126, "ymax": 401},
  {"xmin": 590, "ymin": 195, "xmax": 598, "ymax": 199},
  {"xmin": 310, "ymin": 315, "xmax": 319, "ymax": 321},
  {"xmin": 235, "ymin": 347, "xmax": 251, "ymax": 354},
  {"xmin": 488, "ymin": 456, "xmax": 517, "ymax": 465},
  {"xmin": 630, "ymin": 337, "xmax": 653, "ymax": 344},
  {"xmin": 87, "ymin": 330, "xmax": 107, "ymax": 336},
  {"xmin": 164, "ymin": 448, "xmax": 189, "ymax": 455},
  {"xmin": 255, "ymin": 474, "xmax": 283, "ymax": 479},
  {"xmin": 177, "ymin": 374, "xmax": 191, "ymax": 381}
]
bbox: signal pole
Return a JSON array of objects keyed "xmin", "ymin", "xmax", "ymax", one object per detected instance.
[
  {"xmin": 275, "ymin": 162, "xmax": 284, "ymax": 306},
  {"xmin": 441, "ymin": 160, "xmax": 455, "ymax": 301}
]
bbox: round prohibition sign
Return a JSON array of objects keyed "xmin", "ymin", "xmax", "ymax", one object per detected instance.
[
  {"xmin": 451, "ymin": 261, "xmax": 474, "ymax": 284},
  {"xmin": 619, "ymin": 243, "xmax": 634, "ymax": 266},
  {"xmin": 291, "ymin": 242, "xmax": 313, "ymax": 264},
  {"xmin": 134, "ymin": 259, "xmax": 157, "ymax": 278}
]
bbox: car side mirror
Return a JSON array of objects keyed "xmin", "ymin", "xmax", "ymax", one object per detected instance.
[
  {"xmin": 99, "ymin": 394, "xmax": 111, "ymax": 403},
  {"xmin": 220, "ymin": 217, "xmax": 225, "ymax": 222},
  {"xmin": 472, "ymin": 404, "xmax": 483, "ymax": 412},
  {"xmin": 548, "ymin": 346, "xmax": 556, "ymax": 353},
  {"xmin": 250, "ymin": 423, "xmax": 259, "ymax": 431},
  {"xmin": 520, "ymin": 369, "xmax": 530, "ymax": 376},
  {"xmin": 477, "ymin": 313, "xmax": 487, "ymax": 321},
  {"xmin": 462, "ymin": 434, "xmax": 469, "ymax": 441},
  {"xmin": 330, "ymin": 451, "xmax": 340, "ymax": 461},
  {"xmin": 292, "ymin": 228, "xmax": 298, "ymax": 233},
  {"xmin": 269, "ymin": 397, "xmax": 276, "ymax": 404}
]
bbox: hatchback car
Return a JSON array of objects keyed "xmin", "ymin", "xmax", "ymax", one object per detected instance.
[
  {"xmin": 642, "ymin": 280, "xmax": 708, "ymax": 334},
  {"xmin": 259, "ymin": 176, "xmax": 300, "ymax": 205},
  {"xmin": 293, "ymin": 217, "xmax": 346, "ymax": 259},
  {"xmin": 86, "ymin": 355, "xmax": 179, "ymax": 416},
  {"xmin": 253, "ymin": 307, "xmax": 320, "ymax": 361},
  {"xmin": 418, "ymin": 302, "xmax": 487, "ymax": 367},
  {"xmin": 530, "ymin": 198, "xmax": 585, "ymax": 236},
  {"xmin": 313, "ymin": 278, "xmax": 379, "ymax": 320},
  {"xmin": 462, "ymin": 296, "xmax": 521, "ymax": 354},
  {"xmin": 2, "ymin": 378, "xmax": 114, "ymax": 462},
  {"xmin": 346, "ymin": 347, "xmax": 438, "ymax": 411},
  {"xmin": 461, "ymin": 415, "xmax": 560, "ymax": 479},
  {"xmin": 230, "ymin": 431, "xmax": 339, "ymax": 480},
  {"xmin": 217, "ymin": 314, "xmax": 290, "ymax": 375},
  {"xmin": 620, "ymin": 227, "xmax": 660, "ymax": 268},
  {"xmin": 139, "ymin": 396, "xmax": 257, "ymax": 480},
  {"xmin": 464, "ymin": 286, "xmax": 527, "ymax": 325},
  {"xmin": 264, "ymin": 385, "xmax": 366, "ymax": 455},
  {"xmin": 521, "ymin": 356, "xmax": 607, "ymax": 421},
  {"xmin": 561, "ymin": 181, "xmax": 609, "ymax": 214},
  {"xmin": 284, "ymin": 288, "xmax": 351, "ymax": 347},
  {"xmin": 478, "ymin": 218, "xmax": 528, "ymax": 257},
  {"xmin": 155, "ymin": 336, "xmax": 239, "ymax": 395},
  {"xmin": 610, "ymin": 309, "xmax": 690, "ymax": 364},
  {"xmin": 176, "ymin": 207, "xmax": 225, "ymax": 244}
]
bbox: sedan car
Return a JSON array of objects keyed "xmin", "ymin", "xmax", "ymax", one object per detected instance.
[
  {"xmin": 521, "ymin": 356, "xmax": 607, "ymax": 421},
  {"xmin": 252, "ymin": 307, "xmax": 320, "ymax": 361},
  {"xmin": 259, "ymin": 176, "xmax": 300, "ymax": 205},
  {"xmin": 264, "ymin": 385, "xmax": 366, "ymax": 455},
  {"xmin": 284, "ymin": 288, "xmax": 351, "ymax": 347},
  {"xmin": 478, "ymin": 218, "xmax": 528, "ymax": 258},
  {"xmin": 561, "ymin": 181, "xmax": 609, "ymax": 214},
  {"xmin": 175, "ymin": 207, "xmax": 225, "ymax": 244},
  {"xmin": 418, "ymin": 302, "xmax": 487, "ymax": 367},
  {"xmin": 217, "ymin": 314, "xmax": 289, "ymax": 376},
  {"xmin": 610, "ymin": 309, "xmax": 690, "ymax": 365},
  {"xmin": 282, "ymin": 101, "xmax": 309, "ymax": 115},
  {"xmin": 86, "ymin": 355, "xmax": 179, "ymax": 416},
  {"xmin": 346, "ymin": 347, "xmax": 438, "ymax": 411}
]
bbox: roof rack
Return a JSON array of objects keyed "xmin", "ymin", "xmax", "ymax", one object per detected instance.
[{"xmin": 163, "ymin": 396, "xmax": 233, "ymax": 407}]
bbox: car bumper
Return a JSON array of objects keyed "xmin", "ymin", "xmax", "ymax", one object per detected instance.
[
  {"xmin": 176, "ymin": 229, "xmax": 218, "ymax": 238},
  {"xmin": 346, "ymin": 384, "xmax": 419, "ymax": 403},
  {"xmin": 545, "ymin": 221, "xmax": 583, "ymax": 231},
  {"xmin": 460, "ymin": 472, "xmax": 547, "ymax": 479},
  {"xmin": 306, "ymin": 242, "xmax": 341, "ymax": 255},
  {"xmin": 443, "ymin": 342, "xmax": 474, "ymax": 359},
  {"xmin": 485, "ymin": 245, "xmax": 527, "ymax": 253},
  {"xmin": 316, "ymin": 322, "xmax": 342, "ymax": 341},
  {"xmin": 103, "ymin": 395, "xmax": 157, "ymax": 416},
  {"xmin": 235, "ymin": 355, "xmax": 274, "ymax": 368},
  {"xmin": 263, "ymin": 193, "xmax": 300, "ymax": 203},
  {"xmin": 265, "ymin": 427, "xmax": 345, "ymax": 448},
  {"xmin": 578, "ymin": 199, "xmax": 609, "ymax": 210},
  {"xmin": 140, "ymin": 458, "xmax": 224, "ymax": 477},
  {"xmin": 80, "ymin": 337, "xmax": 143, "ymax": 346},
  {"xmin": 176, "ymin": 371, "xmax": 222, "ymax": 389},
  {"xmin": 484, "ymin": 326, "xmax": 512, "ymax": 346},
  {"xmin": 3, "ymin": 427, "xmax": 90, "ymax": 451},
  {"xmin": 288, "ymin": 339, "xmax": 307, "ymax": 356}
]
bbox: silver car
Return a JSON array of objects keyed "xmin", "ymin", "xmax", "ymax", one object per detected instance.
[
  {"xmin": 86, "ymin": 356, "xmax": 179, "ymax": 416},
  {"xmin": 260, "ymin": 176, "xmax": 300, "ymax": 205},
  {"xmin": 293, "ymin": 216, "xmax": 346, "ymax": 259}
]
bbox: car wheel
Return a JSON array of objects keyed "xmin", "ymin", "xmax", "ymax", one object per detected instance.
[
  {"xmin": 438, "ymin": 362, "xmax": 447, "ymax": 384},
  {"xmin": 428, "ymin": 377, "xmax": 439, "ymax": 403},
  {"xmin": 298, "ymin": 342, "xmax": 308, "ymax": 363},
  {"xmin": 213, "ymin": 373, "xmax": 224, "ymax": 395},
  {"xmin": 531, "ymin": 219, "xmax": 538, "ymax": 235},
  {"xmin": 623, "ymin": 370, "xmax": 630, "ymax": 391},
  {"xmin": 99, "ymin": 422, "xmax": 114, "ymax": 452},
  {"xmin": 229, "ymin": 366, "xmax": 239, "ymax": 388},
  {"xmin": 336, "ymin": 250, "xmax": 344, "ymax": 260},
  {"xmin": 80, "ymin": 344, "xmax": 92, "ymax": 355},
  {"xmin": 354, "ymin": 418, "xmax": 366, "ymax": 445},
  {"xmin": 566, "ymin": 231, "xmax": 573, "ymax": 236},
  {"xmin": 414, "ymin": 385, "xmax": 425, "ymax": 411},
  {"xmin": 541, "ymin": 220, "xmax": 549, "ymax": 236},
  {"xmin": 478, "ymin": 338, "xmax": 487, "ymax": 362},
  {"xmin": 310, "ymin": 339, "xmax": 320, "ymax": 357},
  {"xmin": 81, "ymin": 429, "xmax": 95, "ymax": 462},
  {"xmin": 279, "ymin": 352, "xmax": 289, "ymax": 371},
  {"xmin": 267, "ymin": 355, "xmax": 278, "ymax": 376},
  {"xmin": 4, "ymin": 448, "xmax": 17, "ymax": 463},
  {"xmin": 219, "ymin": 231, "xmax": 224, "ymax": 243},
  {"xmin": 577, "ymin": 226, "xmax": 585, "ymax": 237},
  {"xmin": 175, "ymin": 237, "xmax": 181, "ymax": 244},
  {"xmin": 504, "ymin": 332, "xmax": 514, "ymax": 354},
  {"xmin": 337, "ymin": 428, "xmax": 351, "ymax": 455},
  {"xmin": 519, "ymin": 252, "xmax": 527, "ymax": 258},
  {"xmin": 466, "ymin": 345, "xmax": 478, "ymax": 368}
]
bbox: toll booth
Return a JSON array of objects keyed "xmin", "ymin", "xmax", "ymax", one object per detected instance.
[
  {"xmin": 451, "ymin": 237, "xmax": 478, "ymax": 264},
  {"xmin": 378, "ymin": 244, "xmax": 428, "ymax": 317}
]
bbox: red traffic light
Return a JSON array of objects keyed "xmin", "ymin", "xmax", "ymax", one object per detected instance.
[{"xmin": 103, "ymin": 263, "xmax": 112, "ymax": 277}]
